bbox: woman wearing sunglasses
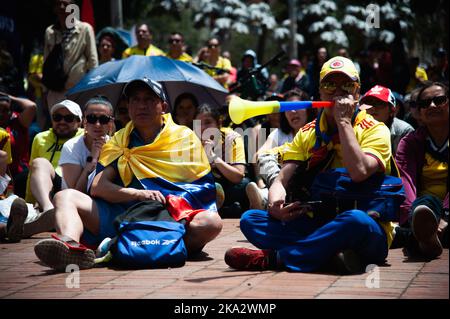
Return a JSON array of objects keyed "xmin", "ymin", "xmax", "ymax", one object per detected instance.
[
  {"xmin": 395, "ymin": 82, "xmax": 449, "ymax": 259},
  {"xmin": 4, "ymin": 97, "xmax": 113, "ymax": 243},
  {"xmin": 202, "ymin": 38, "xmax": 232, "ymax": 88},
  {"xmin": 59, "ymin": 96, "xmax": 114, "ymax": 194}
]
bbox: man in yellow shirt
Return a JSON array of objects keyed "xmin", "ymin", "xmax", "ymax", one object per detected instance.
[
  {"xmin": 122, "ymin": 23, "xmax": 164, "ymax": 58},
  {"xmin": 165, "ymin": 32, "xmax": 192, "ymax": 62},
  {"xmin": 225, "ymin": 56, "xmax": 395, "ymax": 274}
]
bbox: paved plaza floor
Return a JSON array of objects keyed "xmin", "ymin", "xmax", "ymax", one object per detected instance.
[{"xmin": 0, "ymin": 219, "xmax": 448, "ymax": 299}]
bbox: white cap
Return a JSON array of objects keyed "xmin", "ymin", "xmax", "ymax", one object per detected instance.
[{"xmin": 51, "ymin": 100, "xmax": 82, "ymax": 121}]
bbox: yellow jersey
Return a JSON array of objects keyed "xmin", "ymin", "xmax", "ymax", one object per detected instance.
[
  {"xmin": 282, "ymin": 110, "xmax": 396, "ymax": 247},
  {"xmin": 122, "ymin": 45, "xmax": 165, "ymax": 58}
]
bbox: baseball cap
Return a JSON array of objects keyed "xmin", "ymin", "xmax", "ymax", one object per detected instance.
[
  {"xmin": 287, "ymin": 59, "xmax": 301, "ymax": 67},
  {"xmin": 51, "ymin": 100, "xmax": 82, "ymax": 121},
  {"xmin": 123, "ymin": 77, "xmax": 167, "ymax": 102},
  {"xmin": 359, "ymin": 85, "xmax": 396, "ymax": 110},
  {"xmin": 320, "ymin": 56, "xmax": 360, "ymax": 83}
]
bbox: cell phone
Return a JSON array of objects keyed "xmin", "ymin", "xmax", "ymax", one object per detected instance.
[
  {"xmin": 300, "ymin": 200, "xmax": 322, "ymax": 207},
  {"xmin": 285, "ymin": 201, "xmax": 322, "ymax": 208}
]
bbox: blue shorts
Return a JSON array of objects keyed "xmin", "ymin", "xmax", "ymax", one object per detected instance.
[{"xmin": 81, "ymin": 198, "xmax": 129, "ymax": 248}]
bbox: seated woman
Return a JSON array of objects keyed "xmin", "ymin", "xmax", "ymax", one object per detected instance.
[
  {"xmin": 172, "ymin": 93, "xmax": 199, "ymax": 130},
  {"xmin": 246, "ymin": 88, "xmax": 315, "ymax": 210},
  {"xmin": 4, "ymin": 97, "xmax": 114, "ymax": 243},
  {"xmin": 194, "ymin": 103, "xmax": 249, "ymax": 218},
  {"xmin": 395, "ymin": 81, "xmax": 448, "ymax": 259}
]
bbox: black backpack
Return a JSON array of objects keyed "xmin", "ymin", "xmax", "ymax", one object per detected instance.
[{"xmin": 42, "ymin": 37, "xmax": 68, "ymax": 92}]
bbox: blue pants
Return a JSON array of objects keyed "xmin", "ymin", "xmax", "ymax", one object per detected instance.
[{"xmin": 240, "ymin": 209, "xmax": 388, "ymax": 272}]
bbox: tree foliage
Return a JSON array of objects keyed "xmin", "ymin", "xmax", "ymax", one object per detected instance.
[{"xmin": 122, "ymin": 0, "xmax": 448, "ymax": 65}]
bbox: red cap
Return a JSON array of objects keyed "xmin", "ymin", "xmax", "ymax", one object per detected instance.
[{"xmin": 359, "ymin": 85, "xmax": 396, "ymax": 110}]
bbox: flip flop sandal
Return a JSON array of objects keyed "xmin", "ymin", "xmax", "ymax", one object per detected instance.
[
  {"xmin": 34, "ymin": 238, "xmax": 95, "ymax": 271},
  {"xmin": 7, "ymin": 198, "xmax": 28, "ymax": 243}
]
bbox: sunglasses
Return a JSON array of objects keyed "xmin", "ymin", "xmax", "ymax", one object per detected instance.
[
  {"xmin": 417, "ymin": 95, "xmax": 448, "ymax": 109},
  {"xmin": 169, "ymin": 38, "xmax": 182, "ymax": 44},
  {"xmin": 52, "ymin": 113, "xmax": 77, "ymax": 123},
  {"xmin": 86, "ymin": 114, "xmax": 112, "ymax": 125},
  {"xmin": 320, "ymin": 81, "xmax": 360, "ymax": 95},
  {"xmin": 208, "ymin": 44, "xmax": 218, "ymax": 49}
]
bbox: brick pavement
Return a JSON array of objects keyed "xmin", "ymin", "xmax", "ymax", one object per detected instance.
[{"xmin": 0, "ymin": 219, "xmax": 448, "ymax": 299}]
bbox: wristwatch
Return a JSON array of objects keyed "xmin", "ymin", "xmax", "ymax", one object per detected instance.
[{"xmin": 86, "ymin": 155, "xmax": 93, "ymax": 163}]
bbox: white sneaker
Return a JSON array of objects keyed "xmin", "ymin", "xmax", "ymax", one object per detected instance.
[
  {"xmin": 246, "ymin": 182, "xmax": 267, "ymax": 210},
  {"xmin": 95, "ymin": 237, "xmax": 113, "ymax": 264}
]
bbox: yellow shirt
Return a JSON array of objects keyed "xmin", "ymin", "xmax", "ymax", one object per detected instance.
[
  {"xmin": 205, "ymin": 56, "xmax": 232, "ymax": 88},
  {"xmin": 212, "ymin": 127, "xmax": 246, "ymax": 181},
  {"xmin": 122, "ymin": 44, "xmax": 165, "ymax": 58},
  {"xmin": 28, "ymin": 54, "xmax": 43, "ymax": 74},
  {"xmin": 406, "ymin": 66, "xmax": 429, "ymax": 93},
  {"xmin": 0, "ymin": 128, "xmax": 12, "ymax": 164},
  {"xmin": 282, "ymin": 110, "xmax": 395, "ymax": 247},
  {"xmin": 166, "ymin": 52, "xmax": 193, "ymax": 62},
  {"xmin": 25, "ymin": 128, "xmax": 84, "ymax": 203},
  {"xmin": 28, "ymin": 54, "xmax": 44, "ymax": 98},
  {"xmin": 283, "ymin": 110, "xmax": 392, "ymax": 174},
  {"xmin": 420, "ymin": 152, "xmax": 448, "ymax": 200}
]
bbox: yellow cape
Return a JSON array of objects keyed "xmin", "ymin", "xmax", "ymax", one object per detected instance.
[{"xmin": 99, "ymin": 113, "xmax": 210, "ymax": 186}]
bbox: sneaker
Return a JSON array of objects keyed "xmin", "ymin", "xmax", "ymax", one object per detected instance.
[
  {"xmin": 245, "ymin": 182, "xmax": 267, "ymax": 210},
  {"xmin": 34, "ymin": 238, "xmax": 95, "ymax": 271},
  {"xmin": 331, "ymin": 250, "xmax": 364, "ymax": 275},
  {"xmin": 412, "ymin": 205, "xmax": 443, "ymax": 258},
  {"xmin": 215, "ymin": 182, "xmax": 225, "ymax": 209},
  {"xmin": 95, "ymin": 237, "xmax": 112, "ymax": 258},
  {"xmin": 224, "ymin": 247, "xmax": 275, "ymax": 270},
  {"xmin": 6, "ymin": 197, "xmax": 28, "ymax": 243},
  {"xmin": 94, "ymin": 237, "xmax": 113, "ymax": 264}
]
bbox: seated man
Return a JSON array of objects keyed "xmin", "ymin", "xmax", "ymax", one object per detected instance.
[
  {"xmin": 34, "ymin": 78, "xmax": 222, "ymax": 271},
  {"xmin": 25, "ymin": 99, "xmax": 84, "ymax": 209},
  {"xmin": 359, "ymin": 85, "xmax": 414, "ymax": 155},
  {"xmin": 225, "ymin": 56, "xmax": 396, "ymax": 274}
]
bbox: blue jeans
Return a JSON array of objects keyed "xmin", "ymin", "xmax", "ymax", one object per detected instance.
[{"xmin": 240, "ymin": 209, "xmax": 388, "ymax": 272}]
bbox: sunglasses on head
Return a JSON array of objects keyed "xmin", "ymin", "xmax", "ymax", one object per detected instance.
[
  {"xmin": 417, "ymin": 95, "xmax": 448, "ymax": 109},
  {"xmin": 320, "ymin": 81, "xmax": 359, "ymax": 95},
  {"xmin": 86, "ymin": 114, "xmax": 112, "ymax": 125},
  {"xmin": 52, "ymin": 113, "xmax": 77, "ymax": 123}
]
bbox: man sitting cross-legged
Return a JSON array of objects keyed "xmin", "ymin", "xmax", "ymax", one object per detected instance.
[{"xmin": 33, "ymin": 78, "xmax": 223, "ymax": 271}]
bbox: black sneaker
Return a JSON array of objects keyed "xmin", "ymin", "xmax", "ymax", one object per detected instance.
[
  {"xmin": 412, "ymin": 205, "xmax": 443, "ymax": 258},
  {"xmin": 331, "ymin": 250, "xmax": 364, "ymax": 275},
  {"xmin": 7, "ymin": 198, "xmax": 28, "ymax": 243}
]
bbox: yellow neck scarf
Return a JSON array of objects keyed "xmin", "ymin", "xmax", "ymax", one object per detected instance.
[{"xmin": 99, "ymin": 113, "xmax": 210, "ymax": 186}]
